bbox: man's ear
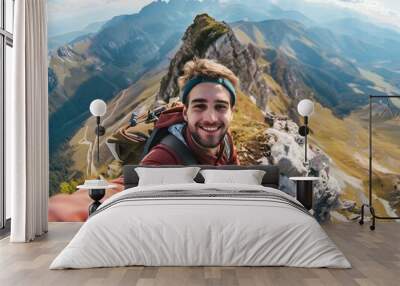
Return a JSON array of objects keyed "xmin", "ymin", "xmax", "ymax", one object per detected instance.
[
  {"xmin": 231, "ymin": 105, "xmax": 236, "ymax": 113},
  {"xmin": 183, "ymin": 105, "xmax": 188, "ymax": 122},
  {"xmin": 229, "ymin": 105, "xmax": 235, "ymax": 119}
]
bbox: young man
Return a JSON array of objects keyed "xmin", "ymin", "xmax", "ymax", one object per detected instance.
[{"xmin": 140, "ymin": 58, "xmax": 240, "ymax": 165}]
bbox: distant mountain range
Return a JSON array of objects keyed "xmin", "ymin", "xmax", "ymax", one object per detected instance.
[
  {"xmin": 232, "ymin": 18, "xmax": 400, "ymax": 114},
  {"xmin": 48, "ymin": 20, "xmax": 106, "ymax": 51}
]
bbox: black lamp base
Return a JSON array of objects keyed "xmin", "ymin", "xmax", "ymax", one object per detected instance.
[
  {"xmin": 88, "ymin": 188, "xmax": 105, "ymax": 215},
  {"xmin": 298, "ymin": 125, "xmax": 309, "ymax": 136},
  {"xmin": 296, "ymin": 180, "xmax": 313, "ymax": 210}
]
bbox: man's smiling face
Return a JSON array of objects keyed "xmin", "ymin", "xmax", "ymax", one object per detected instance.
[{"xmin": 183, "ymin": 82, "xmax": 233, "ymax": 151}]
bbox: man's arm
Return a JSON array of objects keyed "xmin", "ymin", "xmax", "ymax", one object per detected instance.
[{"xmin": 140, "ymin": 144, "xmax": 183, "ymax": 165}]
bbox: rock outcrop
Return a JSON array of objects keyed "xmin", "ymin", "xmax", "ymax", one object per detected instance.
[{"xmin": 261, "ymin": 114, "xmax": 341, "ymax": 222}]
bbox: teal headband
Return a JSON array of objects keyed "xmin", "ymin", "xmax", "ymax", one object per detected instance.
[{"xmin": 181, "ymin": 76, "xmax": 236, "ymax": 106}]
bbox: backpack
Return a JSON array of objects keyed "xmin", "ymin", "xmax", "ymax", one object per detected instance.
[{"xmin": 106, "ymin": 102, "xmax": 198, "ymax": 165}]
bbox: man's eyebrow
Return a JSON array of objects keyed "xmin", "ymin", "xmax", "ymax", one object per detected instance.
[
  {"xmin": 215, "ymin": 99, "xmax": 229, "ymax": 105},
  {"xmin": 190, "ymin": 98, "xmax": 208, "ymax": 104},
  {"xmin": 190, "ymin": 98, "xmax": 230, "ymax": 105}
]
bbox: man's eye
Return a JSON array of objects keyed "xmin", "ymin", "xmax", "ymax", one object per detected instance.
[
  {"xmin": 193, "ymin": 104, "xmax": 206, "ymax": 110},
  {"xmin": 216, "ymin": 105, "xmax": 228, "ymax": 111}
]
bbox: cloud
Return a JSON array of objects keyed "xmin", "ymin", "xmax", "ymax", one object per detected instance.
[
  {"xmin": 48, "ymin": 0, "xmax": 151, "ymax": 15},
  {"xmin": 49, "ymin": 0, "xmax": 135, "ymax": 12},
  {"xmin": 304, "ymin": 0, "xmax": 400, "ymax": 29},
  {"xmin": 337, "ymin": 0, "xmax": 364, "ymax": 3},
  {"xmin": 47, "ymin": 0, "xmax": 154, "ymax": 35}
]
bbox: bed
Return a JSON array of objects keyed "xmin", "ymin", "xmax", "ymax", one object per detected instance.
[{"xmin": 50, "ymin": 165, "xmax": 351, "ymax": 269}]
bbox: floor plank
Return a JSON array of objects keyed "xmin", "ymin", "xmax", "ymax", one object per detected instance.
[{"xmin": 0, "ymin": 222, "xmax": 399, "ymax": 286}]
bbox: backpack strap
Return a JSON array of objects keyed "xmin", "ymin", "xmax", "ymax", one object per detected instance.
[
  {"xmin": 160, "ymin": 134, "xmax": 198, "ymax": 165},
  {"xmin": 223, "ymin": 135, "xmax": 231, "ymax": 160},
  {"xmin": 141, "ymin": 128, "xmax": 169, "ymax": 158}
]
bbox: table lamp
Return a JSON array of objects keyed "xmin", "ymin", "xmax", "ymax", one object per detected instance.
[
  {"xmin": 87, "ymin": 99, "xmax": 108, "ymax": 214},
  {"xmin": 297, "ymin": 99, "xmax": 314, "ymax": 169},
  {"xmin": 89, "ymin": 99, "xmax": 107, "ymax": 175}
]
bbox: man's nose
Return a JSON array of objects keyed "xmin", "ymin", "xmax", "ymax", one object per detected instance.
[{"xmin": 203, "ymin": 110, "xmax": 218, "ymax": 123}]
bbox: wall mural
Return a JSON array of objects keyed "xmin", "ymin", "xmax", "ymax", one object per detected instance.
[{"xmin": 47, "ymin": 0, "xmax": 400, "ymax": 222}]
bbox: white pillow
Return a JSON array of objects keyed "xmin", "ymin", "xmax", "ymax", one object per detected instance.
[
  {"xmin": 135, "ymin": 167, "xmax": 201, "ymax": 186},
  {"xmin": 200, "ymin": 169, "xmax": 266, "ymax": 185}
]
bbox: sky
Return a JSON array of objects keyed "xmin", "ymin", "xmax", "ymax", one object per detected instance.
[
  {"xmin": 47, "ymin": 0, "xmax": 154, "ymax": 36},
  {"xmin": 47, "ymin": 0, "xmax": 400, "ymax": 36},
  {"xmin": 303, "ymin": 0, "xmax": 400, "ymax": 29}
]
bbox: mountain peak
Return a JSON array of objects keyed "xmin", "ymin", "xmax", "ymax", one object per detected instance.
[
  {"xmin": 182, "ymin": 13, "xmax": 229, "ymax": 55},
  {"xmin": 157, "ymin": 14, "xmax": 273, "ymax": 110}
]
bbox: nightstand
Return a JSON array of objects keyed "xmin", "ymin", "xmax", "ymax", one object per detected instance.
[
  {"xmin": 289, "ymin": 177, "xmax": 319, "ymax": 210},
  {"xmin": 77, "ymin": 184, "xmax": 118, "ymax": 215}
]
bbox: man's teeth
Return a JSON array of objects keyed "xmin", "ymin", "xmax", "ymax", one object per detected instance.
[{"xmin": 202, "ymin": 127, "xmax": 219, "ymax": 131}]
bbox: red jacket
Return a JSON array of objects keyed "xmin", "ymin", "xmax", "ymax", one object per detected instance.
[{"xmin": 140, "ymin": 105, "xmax": 239, "ymax": 166}]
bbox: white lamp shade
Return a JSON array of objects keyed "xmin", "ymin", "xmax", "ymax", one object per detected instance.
[
  {"xmin": 297, "ymin": 99, "xmax": 314, "ymax": 117},
  {"xmin": 89, "ymin": 99, "xmax": 107, "ymax": 116}
]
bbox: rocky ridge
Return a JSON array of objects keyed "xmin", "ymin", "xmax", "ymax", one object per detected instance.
[{"xmin": 157, "ymin": 14, "xmax": 273, "ymax": 111}]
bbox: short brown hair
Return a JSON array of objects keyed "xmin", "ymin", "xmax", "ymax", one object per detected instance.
[{"xmin": 178, "ymin": 58, "xmax": 239, "ymax": 90}]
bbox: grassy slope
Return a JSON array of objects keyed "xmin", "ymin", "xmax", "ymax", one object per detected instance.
[
  {"xmin": 253, "ymin": 26, "xmax": 268, "ymax": 48},
  {"xmin": 230, "ymin": 91, "xmax": 269, "ymax": 165},
  {"xmin": 232, "ymin": 27, "xmax": 253, "ymax": 46},
  {"xmin": 49, "ymin": 40, "xmax": 95, "ymax": 97},
  {"xmin": 263, "ymin": 73, "xmax": 291, "ymax": 114},
  {"xmin": 358, "ymin": 68, "xmax": 400, "ymax": 94},
  {"xmin": 309, "ymin": 103, "xmax": 400, "ymax": 216},
  {"xmin": 48, "ymin": 39, "xmax": 102, "ymax": 116}
]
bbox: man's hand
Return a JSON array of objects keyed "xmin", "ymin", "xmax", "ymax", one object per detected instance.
[{"xmin": 48, "ymin": 177, "xmax": 124, "ymax": 221}]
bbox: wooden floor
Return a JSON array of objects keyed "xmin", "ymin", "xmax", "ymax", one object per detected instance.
[{"xmin": 0, "ymin": 222, "xmax": 399, "ymax": 286}]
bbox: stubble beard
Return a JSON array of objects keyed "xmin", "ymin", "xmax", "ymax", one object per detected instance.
[{"xmin": 190, "ymin": 125, "xmax": 227, "ymax": 149}]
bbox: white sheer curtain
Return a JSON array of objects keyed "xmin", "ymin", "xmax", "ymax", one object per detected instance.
[{"xmin": 6, "ymin": 0, "xmax": 49, "ymax": 242}]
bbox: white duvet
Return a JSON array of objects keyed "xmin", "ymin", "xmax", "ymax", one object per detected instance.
[{"xmin": 50, "ymin": 183, "xmax": 351, "ymax": 269}]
